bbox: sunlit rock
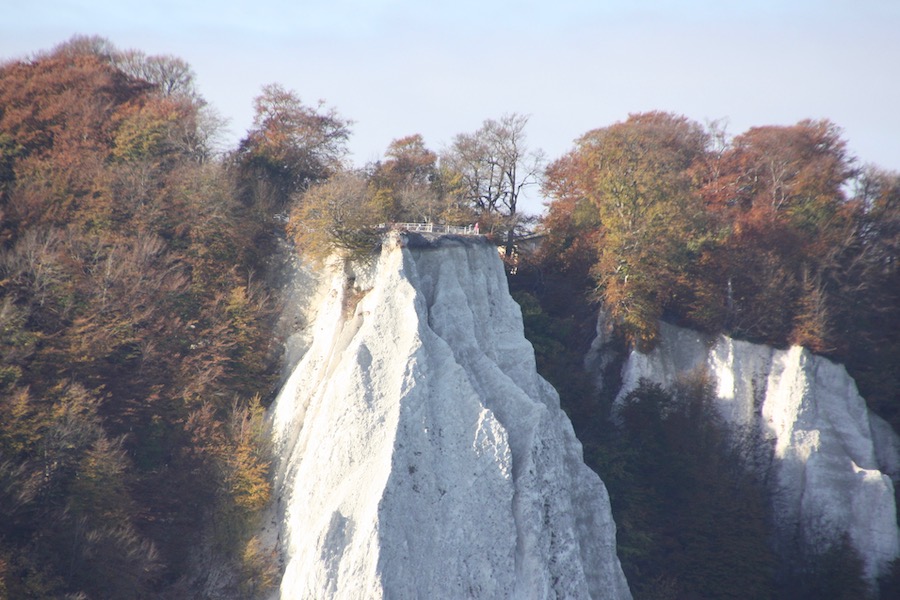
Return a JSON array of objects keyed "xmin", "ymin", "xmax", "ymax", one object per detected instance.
[
  {"xmin": 268, "ymin": 233, "xmax": 631, "ymax": 599},
  {"xmin": 602, "ymin": 320, "xmax": 899, "ymax": 582}
]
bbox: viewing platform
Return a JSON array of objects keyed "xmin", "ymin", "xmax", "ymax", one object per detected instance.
[{"xmin": 390, "ymin": 222, "xmax": 480, "ymax": 236}]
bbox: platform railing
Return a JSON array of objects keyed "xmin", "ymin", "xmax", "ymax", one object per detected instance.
[{"xmin": 390, "ymin": 222, "xmax": 479, "ymax": 236}]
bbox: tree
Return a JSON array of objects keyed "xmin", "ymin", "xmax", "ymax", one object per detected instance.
[
  {"xmin": 540, "ymin": 147, "xmax": 602, "ymax": 281},
  {"xmin": 0, "ymin": 42, "xmax": 280, "ymax": 597},
  {"xmin": 235, "ymin": 84, "xmax": 351, "ymax": 210},
  {"xmin": 370, "ymin": 134, "xmax": 443, "ymax": 222},
  {"xmin": 113, "ymin": 50, "xmax": 200, "ymax": 100},
  {"xmin": 718, "ymin": 120, "xmax": 854, "ymax": 223},
  {"xmin": 821, "ymin": 166, "xmax": 900, "ymax": 428},
  {"xmin": 442, "ymin": 113, "xmax": 544, "ymax": 255},
  {"xmin": 287, "ymin": 170, "xmax": 381, "ymax": 262},
  {"xmin": 700, "ymin": 120, "xmax": 859, "ymax": 345},
  {"xmin": 779, "ymin": 534, "xmax": 868, "ymax": 600},
  {"xmin": 45, "ymin": 34, "xmax": 118, "ymax": 61},
  {"xmin": 0, "ymin": 50, "xmax": 152, "ymax": 241},
  {"xmin": 609, "ymin": 376, "xmax": 776, "ymax": 599},
  {"xmin": 42, "ymin": 36, "xmax": 221, "ymax": 163},
  {"xmin": 573, "ymin": 112, "xmax": 710, "ymax": 347}
]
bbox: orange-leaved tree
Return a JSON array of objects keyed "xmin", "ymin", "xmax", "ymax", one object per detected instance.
[
  {"xmin": 572, "ymin": 112, "xmax": 711, "ymax": 348},
  {"xmin": 0, "ymin": 37, "xmax": 280, "ymax": 598},
  {"xmin": 234, "ymin": 83, "xmax": 351, "ymax": 214}
]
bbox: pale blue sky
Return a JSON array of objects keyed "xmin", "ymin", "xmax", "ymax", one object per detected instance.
[{"xmin": 3, "ymin": 1, "xmax": 898, "ymax": 213}]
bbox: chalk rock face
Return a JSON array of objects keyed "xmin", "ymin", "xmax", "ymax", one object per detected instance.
[
  {"xmin": 600, "ymin": 320, "xmax": 900, "ymax": 581},
  {"xmin": 269, "ymin": 234, "xmax": 631, "ymax": 600}
]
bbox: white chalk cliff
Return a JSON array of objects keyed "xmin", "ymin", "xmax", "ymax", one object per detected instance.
[
  {"xmin": 268, "ymin": 234, "xmax": 631, "ymax": 599},
  {"xmin": 590, "ymin": 316, "xmax": 900, "ymax": 582}
]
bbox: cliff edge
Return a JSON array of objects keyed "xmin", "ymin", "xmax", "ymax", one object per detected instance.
[
  {"xmin": 268, "ymin": 234, "xmax": 631, "ymax": 599},
  {"xmin": 589, "ymin": 317, "xmax": 900, "ymax": 583}
]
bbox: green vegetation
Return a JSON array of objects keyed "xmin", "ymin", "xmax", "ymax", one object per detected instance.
[
  {"xmin": 2, "ymin": 37, "xmax": 541, "ymax": 597},
  {"xmin": 286, "ymin": 171, "xmax": 384, "ymax": 263},
  {"xmin": 611, "ymin": 377, "xmax": 776, "ymax": 599}
]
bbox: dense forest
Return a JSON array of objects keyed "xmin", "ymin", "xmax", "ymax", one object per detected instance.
[
  {"xmin": 512, "ymin": 113, "xmax": 899, "ymax": 598},
  {"xmin": 0, "ymin": 37, "xmax": 290, "ymax": 599},
  {"xmin": 515, "ymin": 112, "xmax": 899, "ymax": 598},
  {"xmin": 1, "ymin": 37, "xmax": 897, "ymax": 598}
]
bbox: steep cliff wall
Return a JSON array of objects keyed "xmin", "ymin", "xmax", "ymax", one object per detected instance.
[
  {"xmin": 268, "ymin": 234, "xmax": 631, "ymax": 599},
  {"xmin": 589, "ymin": 317, "xmax": 900, "ymax": 582}
]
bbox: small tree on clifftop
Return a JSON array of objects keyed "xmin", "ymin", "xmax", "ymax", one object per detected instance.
[{"xmin": 442, "ymin": 113, "xmax": 544, "ymax": 256}]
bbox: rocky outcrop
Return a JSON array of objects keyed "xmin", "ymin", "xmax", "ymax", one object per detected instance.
[
  {"xmin": 590, "ymin": 319, "xmax": 900, "ymax": 582},
  {"xmin": 268, "ymin": 234, "xmax": 631, "ymax": 599}
]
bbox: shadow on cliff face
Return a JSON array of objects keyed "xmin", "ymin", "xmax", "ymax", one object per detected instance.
[{"xmin": 509, "ymin": 268, "xmax": 886, "ymax": 599}]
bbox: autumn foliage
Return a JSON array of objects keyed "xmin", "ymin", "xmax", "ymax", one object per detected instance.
[
  {"xmin": 2, "ymin": 34, "xmax": 897, "ymax": 599},
  {"xmin": 0, "ymin": 38, "xmax": 278, "ymax": 598},
  {"xmin": 541, "ymin": 111, "xmax": 899, "ymax": 429}
]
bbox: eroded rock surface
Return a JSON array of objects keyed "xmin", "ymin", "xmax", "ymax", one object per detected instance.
[
  {"xmin": 269, "ymin": 234, "xmax": 631, "ymax": 599},
  {"xmin": 597, "ymin": 320, "xmax": 900, "ymax": 582}
]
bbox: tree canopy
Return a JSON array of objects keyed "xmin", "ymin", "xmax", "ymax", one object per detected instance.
[
  {"xmin": 540, "ymin": 110, "xmax": 899, "ymax": 430},
  {"xmin": 2, "ymin": 36, "xmax": 898, "ymax": 600},
  {"xmin": 0, "ymin": 38, "xmax": 279, "ymax": 599},
  {"xmin": 571, "ymin": 112, "xmax": 710, "ymax": 347},
  {"xmin": 234, "ymin": 83, "xmax": 351, "ymax": 211},
  {"xmin": 441, "ymin": 113, "xmax": 544, "ymax": 255}
]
